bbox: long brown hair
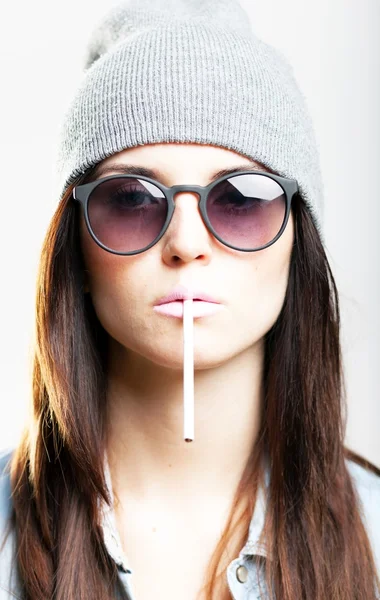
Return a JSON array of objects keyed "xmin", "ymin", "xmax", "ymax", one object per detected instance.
[{"xmin": 4, "ymin": 167, "xmax": 380, "ymax": 599}]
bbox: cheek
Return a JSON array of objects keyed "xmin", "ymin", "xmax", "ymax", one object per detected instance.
[
  {"xmin": 80, "ymin": 227, "xmax": 160, "ymax": 344},
  {"xmin": 230, "ymin": 257, "xmax": 290, "ymax": 345},
  {"xmin": 230, "ymin": 217, "xmax": 293, "ymax": 341},
  {"xmin": 80, "ymin": 217, "xmax": 129, "ymax": 293}
]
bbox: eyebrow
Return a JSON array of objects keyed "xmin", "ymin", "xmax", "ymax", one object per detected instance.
[{"xmin": 89, "ymin": 161, "xmax": 268, "ymax": 184}]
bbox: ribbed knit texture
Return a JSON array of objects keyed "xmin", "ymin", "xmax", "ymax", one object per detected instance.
[{"xmin": 55, "ymin": 0, "xmax": 325, "ymax": 241}]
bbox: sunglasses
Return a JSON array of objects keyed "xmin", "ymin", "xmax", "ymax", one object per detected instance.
[{"xmin": 72, "ymin": 171, "xmax": 298, "ymax": 255}]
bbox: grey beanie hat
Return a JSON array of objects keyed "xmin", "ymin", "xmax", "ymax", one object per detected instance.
[{"xmin": 55, "ymin": 0, "xmax": 325, "ymax": 241}]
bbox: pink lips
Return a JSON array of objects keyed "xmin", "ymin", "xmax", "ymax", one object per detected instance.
[
  {"xmin": 154, "ymin": 284, "xmax": 220, "ymax": 305},
  {"xmin": 154, "ymin": 300, "xmax": 223, "ymax": 318},
  {"xmin": 153, "ymin": 284, "xmax": 223, "ymax": 319}
]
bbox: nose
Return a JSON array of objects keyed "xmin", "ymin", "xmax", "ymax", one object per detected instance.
[{"xmin": 160, "ymin": 190, "xmax": 213, "ymax": 265}]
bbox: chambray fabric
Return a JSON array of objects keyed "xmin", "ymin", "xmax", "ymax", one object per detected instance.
[{"xmin": 1, "ymin": 448, "xmax": 380, "ymax": 599}]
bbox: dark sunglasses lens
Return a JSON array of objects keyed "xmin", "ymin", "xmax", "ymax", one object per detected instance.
[
  {"xmin": 206, "ymin": 174, "xmax": 287, "ymax": 250},
  {"xmin": 87, "ymin": 177, "xmax": 168, "ymax": 252}
]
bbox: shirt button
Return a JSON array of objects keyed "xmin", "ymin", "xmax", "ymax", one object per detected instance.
[{"xmin": 236, "ymin": 564, "xmax": 248, "ymax": 583}]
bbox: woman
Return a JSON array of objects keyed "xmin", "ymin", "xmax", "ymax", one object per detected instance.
[{"xmin": 1, "ymin": 1, "xmax": 380, "ymax": 599}]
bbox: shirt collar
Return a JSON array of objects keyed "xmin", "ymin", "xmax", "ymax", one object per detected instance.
[
  {"xmin": 239, "ymin": 454, "xmax": 270, "ymax": 560},
  {"xmin": 99, "ymin": 452, "xmax": 271, "ymax": 574}
]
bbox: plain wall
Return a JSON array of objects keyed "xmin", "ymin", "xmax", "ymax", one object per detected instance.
[{"xmin": 0, "ymin": 0, "xmax": 378, "ymax": 465}]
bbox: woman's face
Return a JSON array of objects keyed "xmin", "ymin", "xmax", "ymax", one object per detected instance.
[{"xmin": 79, "ymin": 143, "xmax": 294, "ymax": 369}]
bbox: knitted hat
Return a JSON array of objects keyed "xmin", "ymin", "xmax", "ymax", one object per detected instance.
[{"xmin": 54, "ymin": 0, "xmax": 325, "ymax": 241}]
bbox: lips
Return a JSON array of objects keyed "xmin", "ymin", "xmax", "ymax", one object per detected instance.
[
  {"xmin": 153, "ymin": 300, "xmax": 224, "ymax": 318},
  {"xmin": 155, "ymin": 284, "xmax": 220, "ymax": 306}
]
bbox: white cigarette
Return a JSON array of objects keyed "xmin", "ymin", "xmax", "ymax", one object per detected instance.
[{"xmin": 183, "ymin": 299, "xmax": 194, "ymax": 442}]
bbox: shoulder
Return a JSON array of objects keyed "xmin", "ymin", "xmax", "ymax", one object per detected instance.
[
  {"xmin": 345, "ymin": 456, "xmax": 380, "ymax": 573},
  {"xmin": 0, "ymin": 446, "xmax": 15, "ymax": 541},
  {"xmin": 0, "ymin": 447, "xmax": 23, "ymax": 599}
]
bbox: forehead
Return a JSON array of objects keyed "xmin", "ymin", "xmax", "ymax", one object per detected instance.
[{"xmin": 91, "ymin": 143, "xmax": 272, "ymax": 185}]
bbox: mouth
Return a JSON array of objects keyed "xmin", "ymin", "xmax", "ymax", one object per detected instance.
[
  {"xmin": 154, "ymin": 284, "xmax": 220, "ymax": 306},
  {"xmin": 153, "ymin": 299, "xmax": 224, "ymax": 319}
]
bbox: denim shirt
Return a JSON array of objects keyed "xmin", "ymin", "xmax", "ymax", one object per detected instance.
[{"xmin": 1, "ymin": 446, "xmax": 380, "ymax": 600}]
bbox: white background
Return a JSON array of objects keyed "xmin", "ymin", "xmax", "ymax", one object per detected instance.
[{"xmin": 0, "ymin": 1, "xmax": 379, "ymax": 466}]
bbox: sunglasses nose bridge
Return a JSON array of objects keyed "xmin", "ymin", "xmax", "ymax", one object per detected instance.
[{"xmin": 170, "ymin": 183, "xmax": 204, "ymax": 202}]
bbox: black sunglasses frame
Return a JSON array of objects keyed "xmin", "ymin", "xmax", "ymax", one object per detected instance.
[{"xmin": 72, "ymin": 170, "xmax": 299, "ymax": 256}]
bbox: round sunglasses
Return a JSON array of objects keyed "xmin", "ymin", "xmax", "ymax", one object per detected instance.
[{"xmin": 72, "ymin": 170, "xmax": 298, "ymax": 255}]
